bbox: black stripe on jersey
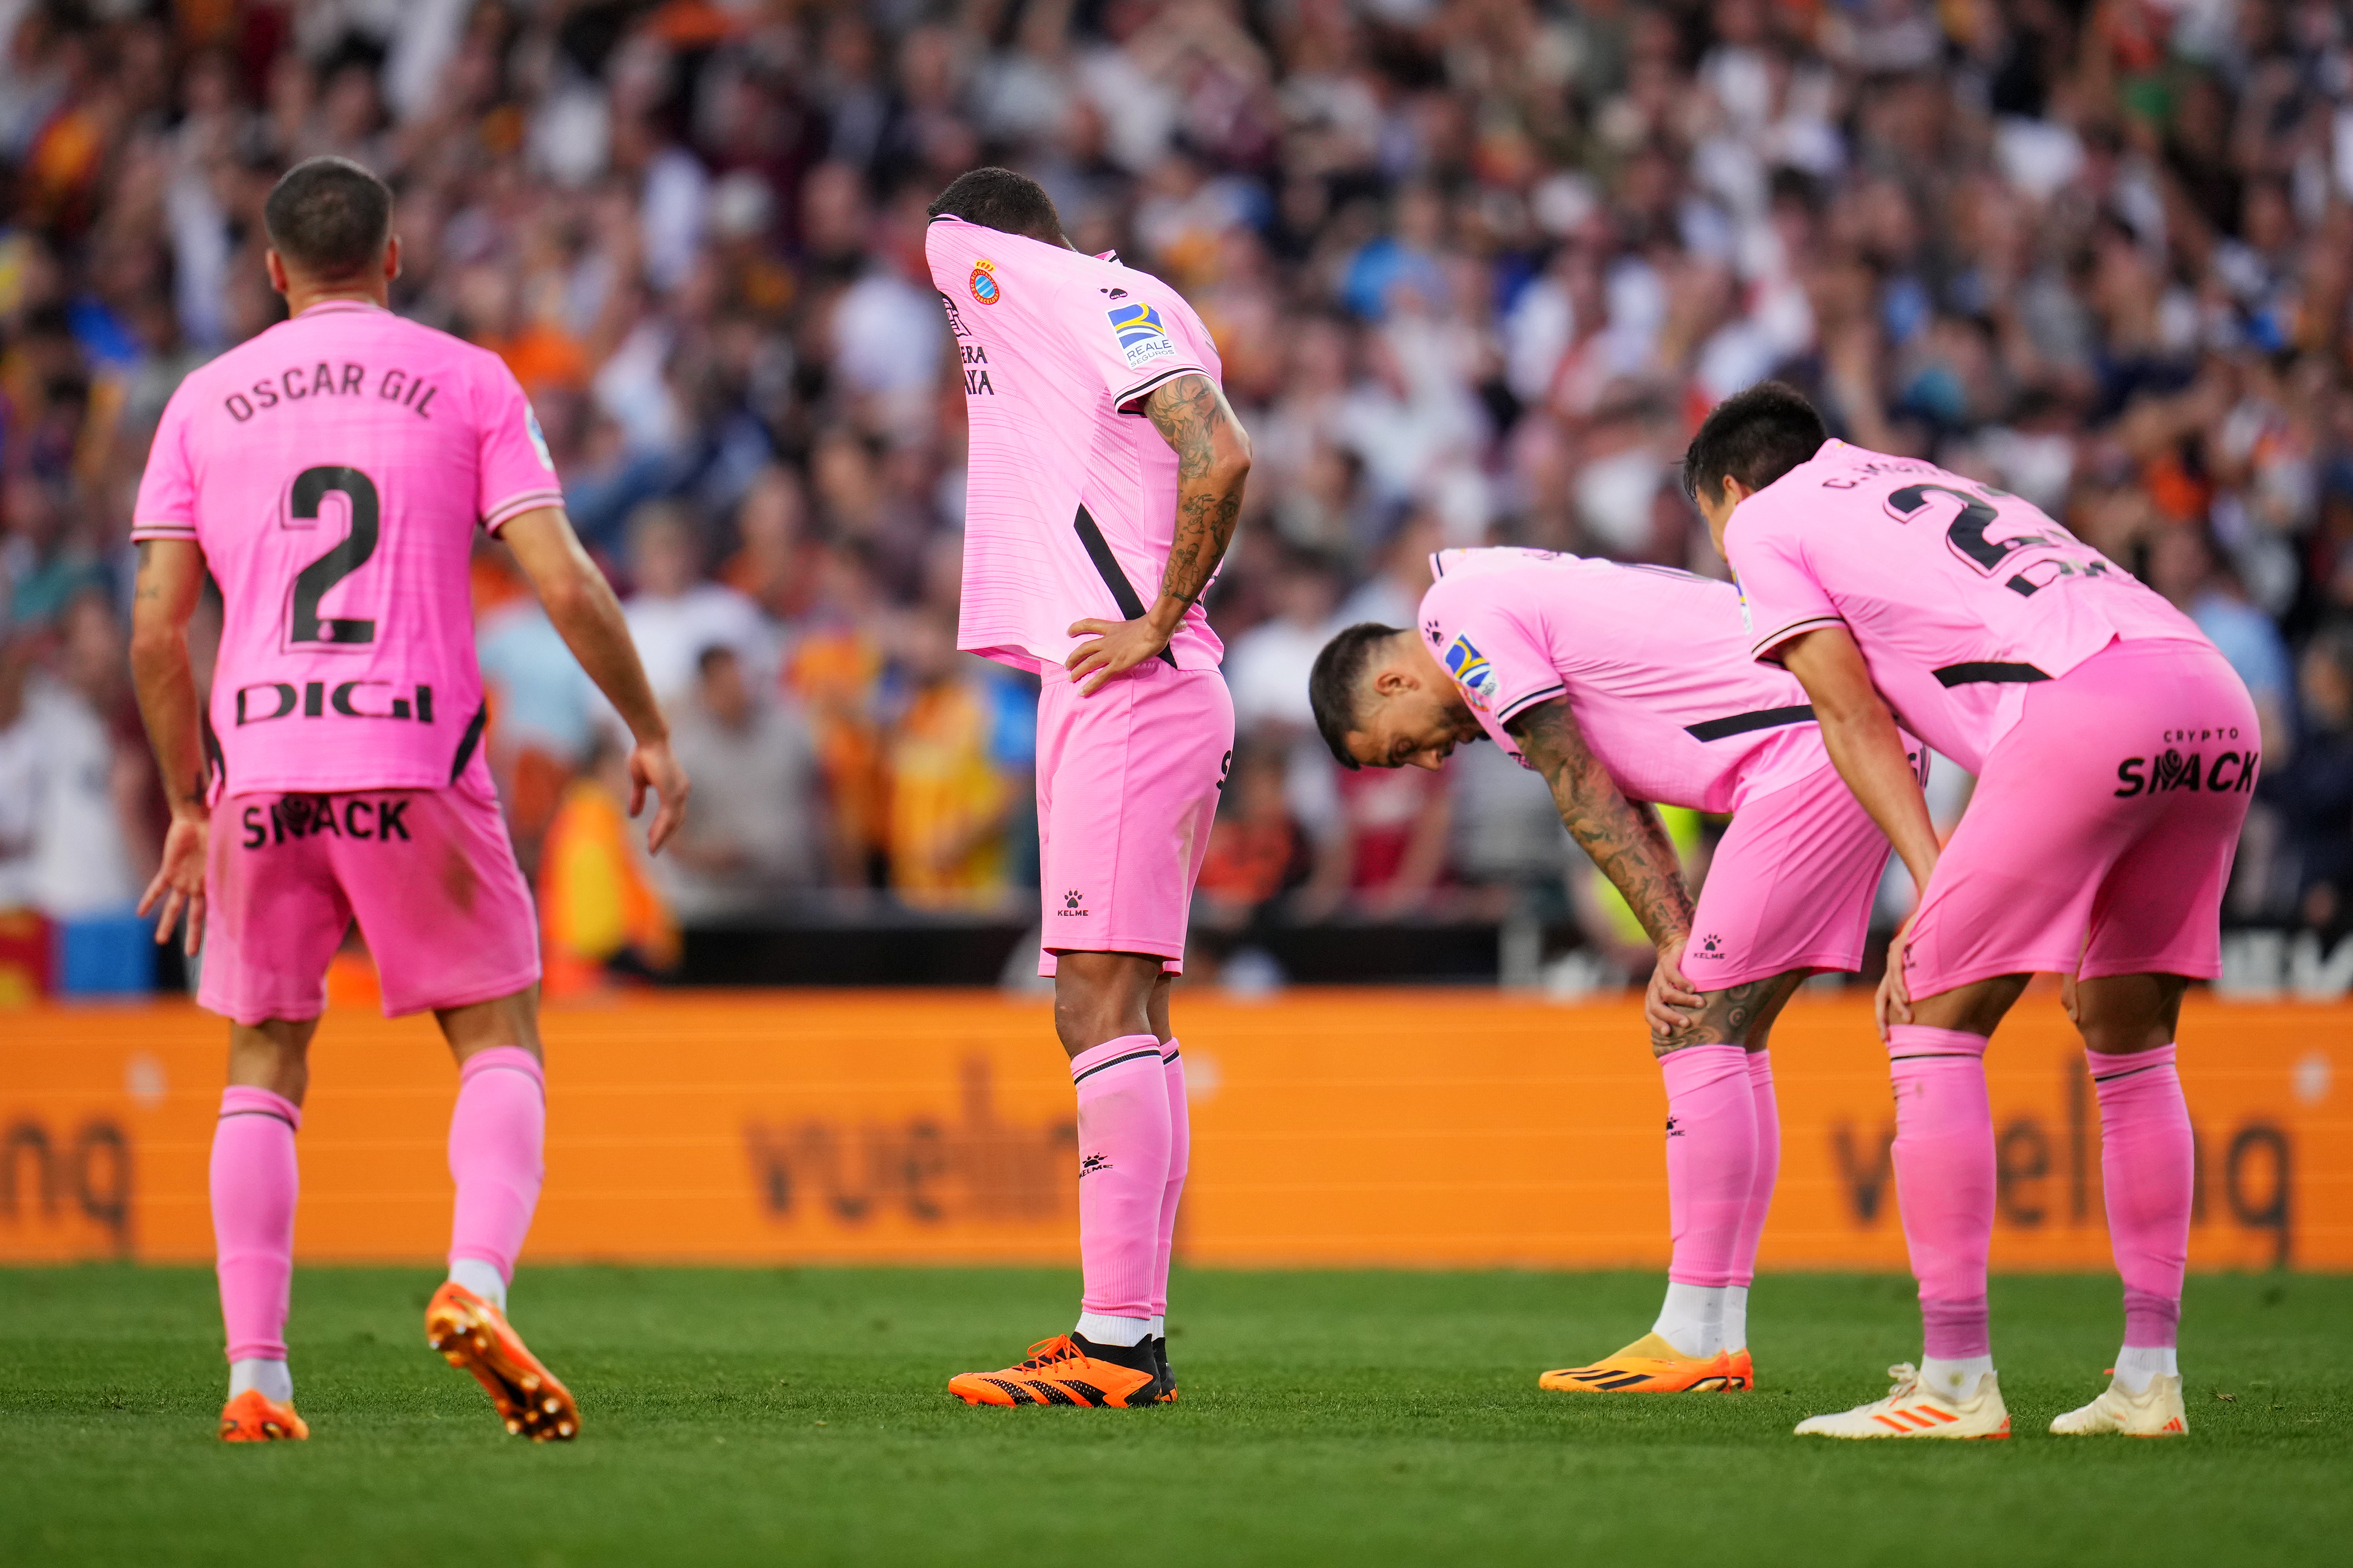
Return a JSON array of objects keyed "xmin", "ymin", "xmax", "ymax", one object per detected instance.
[
  {"xmin": 448, "ymin": 701, "xmax": 490, "ymax": 784},
  {"xmin": 1073, "ymin": 507, "xmax": 1178, "ymax": 667},
  {"xmin": 1933, "ymin": 661, "xmax": 2052, "ymax": 687},
  {"xmin": 1683, "ymin": 704, "xmax": 1817, "ymax": 742}
]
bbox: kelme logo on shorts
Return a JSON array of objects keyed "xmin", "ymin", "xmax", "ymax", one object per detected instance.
[{"xmin": 1058, "ymin": 889, "xmax": 1089, "ymax": 917}]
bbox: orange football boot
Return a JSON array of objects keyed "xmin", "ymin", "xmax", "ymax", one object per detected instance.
[
  {"xmin": 1724, "ymin": 1348, "xmax": 1756, "ymax": 1391},
  {"xmin": 1539, "ymin": 1333, "xmax": 1734, "ymax": 1393},
  {"xmin": 424, "ymin": 1281, "xmax": 580, "ymax": 1441},
  {"xmin": 219, "ymin": 1389, "xmax": 309, "ymax": 1442},
  {"xmin": 948, "ymin": 1334, "xmax": 1166, "ymax": 1408}
]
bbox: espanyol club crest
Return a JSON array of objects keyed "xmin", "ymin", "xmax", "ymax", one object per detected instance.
[
  {"xmin": 969, "ymin": 259, "xmax": 1001, "ymax": 304},
  {"xmin": 1443, "ymin": 634, "xmax": 1499, "ymax": 707}
]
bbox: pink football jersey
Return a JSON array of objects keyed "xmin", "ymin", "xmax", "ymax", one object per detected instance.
[
  {"xmin": 1724, "ymin": 439, "xmax": 2200, "ymax": 772},
  {"xmin": 131, "ymin": 300, "xmax": 563, "ymax": 794},
  {"xmin": 1417, "ymin": 548, "xmax": 1831, "ymax": 813},
  {"xmin": 926, "ymin": 215, "xmax": 1223, "ymax": 676}
]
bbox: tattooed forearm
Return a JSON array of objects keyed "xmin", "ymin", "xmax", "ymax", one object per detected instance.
[
  {"xmin": 1506, "ymin": 697, "xmax": 1694, "ymax": 951},
  {"xmin": 1143, "ymin": 373, "xmax": 1250, "ymax": 609}
]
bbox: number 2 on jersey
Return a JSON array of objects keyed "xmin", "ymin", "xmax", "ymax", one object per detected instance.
[
  {"xmin": 283, "ymin": 465, "xmax": 379, "ymax": 648},
  {"xmin": 1882, "ymin": 481, "xmax": 2108, "ymax": 599}
]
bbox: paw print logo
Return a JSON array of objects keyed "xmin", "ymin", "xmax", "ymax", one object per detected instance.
[
  {"xmin": 1424, "ymin": 619, "xmax": 1444, "ymax": 645},
  {"xmin": 1065, "ymin": 890, "xmax": 1083, "ymax": 910},
  {"xmin": 1080, "ymin": 1153, "xmax": 1110, "ymax": 1175},
  {"xmin": 1700, "ymin": 934, "xmax": 1721, "ymax": 956}
]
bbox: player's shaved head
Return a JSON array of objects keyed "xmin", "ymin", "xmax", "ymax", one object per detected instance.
[
  {"xmin": 928, "ymin": 167, "xmax": 1065, "ymax": 245},
  {"xmin": 1310, "ymin": 623, "xmax": 1406, "ymax": 769},
  {"xmin": 1680, "ymin": 381, "xmax": 1828, "ymax": 507},
  {"xmin": 264, "ymin": 156, "xmax": 393, "ymax": 282}
]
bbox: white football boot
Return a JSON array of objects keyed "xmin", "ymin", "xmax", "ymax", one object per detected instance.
[
  {"xmin": 2050, "ymin": 1372, "xmax": 2188, "ymax": 1437},
  {"xmin": 1794, "ymin": 1362, "xmax": 2012, "ymax": 1439}
]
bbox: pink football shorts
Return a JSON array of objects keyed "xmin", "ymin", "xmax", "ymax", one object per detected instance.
[
  {"xmin": 1682, "ymin": 757, "xmax": 1902, "ymax": 992},
  {"xmin": 198, "ymin": 777, "xmax": 541, "ymax": 1024},
  {"xmin": 1035, "ymin": 659, "xmax": 1235, "ymax": 977},
  {"xmin": 1904, "ymin": 636, "xmax": 2257, "ymax": 997}
]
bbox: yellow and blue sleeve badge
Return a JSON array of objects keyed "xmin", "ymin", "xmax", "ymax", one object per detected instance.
[
  {"xmin": 1107, "ymin": 300, "xmax": 1178, "ymax": 368},
  {"xmin": 1443, "ymin": 634, "xmax": 1500, "ymax": 707}
]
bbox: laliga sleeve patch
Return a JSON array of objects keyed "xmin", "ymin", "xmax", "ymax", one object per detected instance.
[
  {"xmin": 525, "ymin": 403, "xmax": 556, "ymax": 471},
  {"xmin": 1107, "ymin": 301, "xmax": 1179, "ymax": 370},
  {"xmin": 969, "ymin": 259, "xmax": 1002, "ymax": 304},
  {"xmin": 1442, "ymin": 634, "xmax": 1500, "ymax": 709}
]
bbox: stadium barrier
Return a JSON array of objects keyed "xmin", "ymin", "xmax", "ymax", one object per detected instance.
[{"xmin": 1, "ymin": 990, "xmax": 2342, "ymax": 1270}]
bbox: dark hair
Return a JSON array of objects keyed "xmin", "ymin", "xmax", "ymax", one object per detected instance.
[
  {"xmin": 1679, "ymin": 381, "xmax": 1829, "ymax": 506},
  {"xmin": 695, "ymin": 643, "xmax": 741, "ymax": 677},
  {"xmin": 1308, "ymin": 623, "xmax": 1404, "ymax": 771},
  {"xmin": 927, "ymin": 167, "xmax": 1063, "ymax": 243},
  {"xmin": 264, "ymin": 156, "xmax": 392, "ymax": 281}
]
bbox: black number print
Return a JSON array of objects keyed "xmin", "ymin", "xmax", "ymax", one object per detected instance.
[{"xmin": 283, "ymin": 465, "xmax": 379, "ymax": 648}]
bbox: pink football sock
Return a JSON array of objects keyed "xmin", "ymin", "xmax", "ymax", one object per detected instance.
[
  {"xmin": 1151, "ymin": 1039, "xmax": 1188, "ymax": 1320},
  {"xmin": 1886, "ymin": 1025, "xmax": 1995, "ymax": 1360},
  {"xmin": 447, "ymin": 1047, "xmax": 547, "ymax": 1285},
  {"xmin": 2088, "ymin": 1045, "xmax": 2192, "ymax": 1349},
  {"xmin": 1730, "ymin": 1049, "xmax": 1780, "ymax": 1286},
  {"xmin": 1659, "ymin": 1044, "xmax": 1757, "ymax": 1290},
  {"xmin": 1070, "ymin": 1035, "xmax": 1171, "ymax": 1320},
  {"xmin": 212, "ymin": 1087, "xmax": 301, "ymax": 1363}
]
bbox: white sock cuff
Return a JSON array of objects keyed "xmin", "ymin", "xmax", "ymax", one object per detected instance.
[
  {"xmin": 1075, "ymin": 1312, "xmax": 1152, "ymax": 1347},
  {"xmin": 229, "ymin": 1357, "xmax": 293, "ymax": 1404},
  {"xmin": 448, "ymin": 1256, "xmax": 509, "ymax": 1312}
]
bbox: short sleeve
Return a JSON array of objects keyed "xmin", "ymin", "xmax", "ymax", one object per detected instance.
[
  {"xmin": 475, "ymin": 356, "xmax": 565, "ymax": 534},
  {"xmin": 1725, "ymin": 507, "xmax": 1842, "ymax": 663},
  {"xmin": 129, "ymin": 388, "xmax": 199, "ymax": 542},
  {"xmin": 1424, "ymin": 583, "xmax": 1565, "ymax": 730},
  {"xmin": 1070, "ymin": 277, "xmax": 1209, "ymax": 412}
]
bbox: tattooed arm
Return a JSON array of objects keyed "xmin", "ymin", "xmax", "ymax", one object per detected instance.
[
  {"xmin": 1505, "ymin": 695, "xmax": 1706, "ymax": 1028},
  {"xmin": 1064, "ymin": 372, "xmax": 1252, "ymax": 695},
  {"xmin": 128, "ymin": 539, "xmax": 213, "ymax": 954}
]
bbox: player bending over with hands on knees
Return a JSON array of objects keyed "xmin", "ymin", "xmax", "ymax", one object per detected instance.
[
  {"xmin": 926, "ymin": 169, "xmax": 1249, "ymax": 1407},
  {"xmin": 130, "ymin": 156, "xmax": 687, "ymax": 1443},
  {"xmin": 1690, "ymin": 382, "xmax": 2254, "ymax": 1439},
  {"xmin": 1310, "ymin": 545, "xmax": 1916, "ymax": 1394}
]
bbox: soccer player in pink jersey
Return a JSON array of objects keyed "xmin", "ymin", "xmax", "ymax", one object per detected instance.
[
  {"xmin": 923, "ymin": 169, "xmax": 1249, "ymax": 1408},
  {"xmin": 1690, "ymin": 382, "xmax": 2254, "ymax": 1439},
  {"xmin": 1310, "ymin": 547, "xmax": 1913, "ymax": 1394},
  {"xmin": 127, "ymin": 159, "xmax": 688, "ymax": 1443}
]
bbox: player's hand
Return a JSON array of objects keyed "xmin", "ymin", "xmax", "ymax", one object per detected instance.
[
  {"xmin": 1065, "ymin": 615, "xmax": 1173, "ymax": 696},
  {"xmin": 1876, "ymin": 912, "xmax": 1919, "ymax": 1040},
  {"xmin": 1645, "ymin": 937, "xmax": 1705, "ymax": 1041},
  {"xmin": 628, "ymin": 737, "xmax": 691, "ymax": 855},
  {"xmin": 137, "ymin": 809, "xmax": 210, "ymax": 958}
]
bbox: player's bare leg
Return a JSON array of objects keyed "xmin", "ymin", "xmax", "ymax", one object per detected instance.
[
  {"xmin": 951, "ymin": 952, "xmax": 1175, "ymax": 1408},
  {"xmin": 214, "ymin": 1018, "xmax": 317, "ymax": 1441},
  {"xmin": 1541, "ymin": 970, "xmax": 1806, "ymax": 1395},
  {"xmin": 421, "ymin": 986, "xmax": 578, "ymax": 1440}
]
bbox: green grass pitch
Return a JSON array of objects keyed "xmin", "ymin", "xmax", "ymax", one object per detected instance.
[{"xmin": 2, "ymin": 1266, "xmax": 2345, "ymax": 1566}]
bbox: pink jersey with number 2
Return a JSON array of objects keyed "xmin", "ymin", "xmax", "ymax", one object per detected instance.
[
  {"xmin": 1724, "ymin": 439, "xmax": 2199, "ymax": 772},
  {"xmin": 132, "ymin": 300, "xmax": 563, "ymax": 795}
]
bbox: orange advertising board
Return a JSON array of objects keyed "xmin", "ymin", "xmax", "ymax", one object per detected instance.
[{"xmin": 1, "ymin": 990, "xmax": 2343, "ymax": 1270}]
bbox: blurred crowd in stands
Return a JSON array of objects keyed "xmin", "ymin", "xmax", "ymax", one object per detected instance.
[{"xmin": 7, "ymin": 0, "xmax": 2353, "ymax": 992}]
